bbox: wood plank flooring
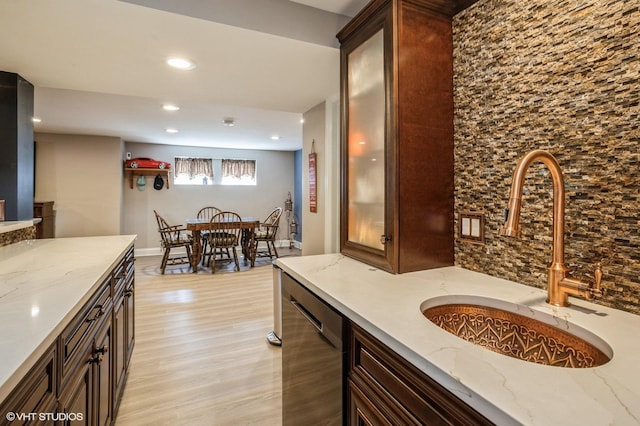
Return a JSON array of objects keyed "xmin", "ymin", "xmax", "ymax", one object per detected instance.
[{"xmin": 115, "ymin": 254, "xmax": 288, "ymax": 425}]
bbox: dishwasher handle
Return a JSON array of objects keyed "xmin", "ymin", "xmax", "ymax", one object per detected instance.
[
  {"xmin": 282, "ymin": 272, "xmax": 344, "ymax": 351},
  {"xmin": 291, "ymin": 299, "xmax": 322, "ymax": 333}
]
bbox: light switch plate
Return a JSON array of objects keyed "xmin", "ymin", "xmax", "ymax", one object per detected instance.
[{"xmin": 459, "ymin": 211, "xmax": 485, "ymax": 244}]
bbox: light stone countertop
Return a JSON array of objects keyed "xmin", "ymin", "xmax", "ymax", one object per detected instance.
[
  {"xmin": 277, "ymin": 253, "xmax": 640, "ymax": 426},
  {"xmin": 0, "ymin": 220, "xmax": 39, "ymax": 234},
  {"xmin": 0, "ymin": 235, "xmax": 136, "ymax": 402}
]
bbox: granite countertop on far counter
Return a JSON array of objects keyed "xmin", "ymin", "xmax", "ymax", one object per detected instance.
[
  {"xmin": 0, "ymin": 220, "xmax": 40, "ymax": 235},
  {"xmin": 277, "ymin": 253, "xmax": 640, "ymax": 426},
  {"xmin": 0, "ymin": 235, "xmax": 136, "ymax": 402}
]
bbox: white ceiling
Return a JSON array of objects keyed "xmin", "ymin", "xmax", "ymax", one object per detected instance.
[{"xmin": 0, "ymin": 0, "xmax": 369, "ymax": 151}]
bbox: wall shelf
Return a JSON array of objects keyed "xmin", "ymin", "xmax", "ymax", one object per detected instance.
[{"xmin": 124, "ymin": 168, "xmax": 170, "ymax": 189}]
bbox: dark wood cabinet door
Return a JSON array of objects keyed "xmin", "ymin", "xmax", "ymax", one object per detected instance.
[
  {"xmin": 113, "ymin": 295, "xmax": 127, "ymax": 402},
  {"xmin": 58, "ymin": 346, "xmax": 93, "ymax": 426},
  {"xmin": 339, "ymin": 2, "xmax": 394, "ymax": 273},
  {"xmin": 125, "ymin": 282, "xmax": 135, "ymax": 362},
  {"xmin": 113, "ymin": 280, "xmax": 134, "ymax": 417},
  {"xmin": 94, "ymin": 319, "xmax": 112, "ymax": 426},
  {"xmin": 349, "ymin": 380, "xmax": 394, "ymax": 426}
]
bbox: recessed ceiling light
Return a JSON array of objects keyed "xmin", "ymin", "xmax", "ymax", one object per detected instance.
[
  {"xmin": 271, "ymin": 135, "xmax": 280, "ymax": 140},
  {"xmin": 165, "ymin": 128, "xmax": 179, "ymax": 133},
  {"xmin": 32, "ymin": 117, "xmax": 41, "ymax": 123},
  {"xmin": 166, "ymin": 57, "xmax": 196, "ymax": 70},
  {"xmin": 299, "ymin": 118, "xmax": 305, "ymax": 124},
  {"xmin": 163, "ymin": 104, "xmax": 180, "ymax": 111},
  {"xmin": 223, "ymin": 117, "xmax": 235, "ymax": 127}
]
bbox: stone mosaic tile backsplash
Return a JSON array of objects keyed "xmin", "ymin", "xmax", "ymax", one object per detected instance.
[
  {"xmin": 0, "ymin": 227, "xmax": 35, "ymax": 247},
  {"xmin": 452, "ymin": 0, "xmax": 639, "ymax": 314}
]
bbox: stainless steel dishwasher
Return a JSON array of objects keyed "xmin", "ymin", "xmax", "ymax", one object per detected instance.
[{"xmin": 281, "ymin": 271, "xmax": 345, "ymax": 426}]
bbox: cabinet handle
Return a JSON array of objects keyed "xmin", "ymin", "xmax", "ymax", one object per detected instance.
[
  {"xmin": 88, "ymin": 354, "xmax": 103, "ymax": 365},
  {"xmin": 95, "ymin": 345, "xmax": 109, "ymax": 355},
  {"xmin": 86, "ymin": 305, "xmax": 106, "ymax": 323},
  {"xmin": 380, "ymin": 235, "xmax": 391, "ymax": 245},
  {"xmin": 95, "ymin": 305, "xmax": 106, "ymax": 319}
]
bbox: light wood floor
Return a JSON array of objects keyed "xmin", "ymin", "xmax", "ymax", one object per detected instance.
[{"xmin": 114, "ymin": 251, "xmax": 297, "ymax": 425}]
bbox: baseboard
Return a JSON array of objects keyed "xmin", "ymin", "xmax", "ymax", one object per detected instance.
[
  {"xmin": 135, "ymin": 242, "xmax": 300, "ymax": 258},
  {"xmin": 135, "ymin": 247, "xmax": 163, "ymax": 257},
  {"xmin": 275, "ymin": 239, "xmax": 301, "ymax": 250}
]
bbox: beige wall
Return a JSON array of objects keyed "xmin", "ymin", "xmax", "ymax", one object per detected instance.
[
  {"xmin": 298, "ymin": 97, "xmax": 340, "ymax": 255},
  {"xmin": 301, "ymin": 102, "xmax": 326, "ymax": 255},
  {"xmin": 322, "ymin": 96, "xmax": 341, "ymax": 254},
  {"xmin": 34, "ymin": 133, "xmax": 124, "ymax": 237},
  {"xmin": 123, "ymin": 142, "xmax": 294, "ymax": 252}
]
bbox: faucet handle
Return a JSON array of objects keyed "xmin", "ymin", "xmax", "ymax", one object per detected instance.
[
  {"xmin": 588, "ymin": 262, "xmax": 605, "ymax": 298},
  {"xmin": 593, "ymin": 263, "xmax": 602, "ymax": 290}
]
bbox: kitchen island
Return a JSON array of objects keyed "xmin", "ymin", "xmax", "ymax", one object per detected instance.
[
  {"xmin": 0, "ymin": 235, "xmax": 136, "ymax": 423},
  {"xmin": 277, "ymin": 253, "xmax": 640, "ymax": 425}
]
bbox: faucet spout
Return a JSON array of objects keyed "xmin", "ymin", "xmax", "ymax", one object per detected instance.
[{"xmin": 501, "ymin": 150, "xmax": 602, "ymax": 307}]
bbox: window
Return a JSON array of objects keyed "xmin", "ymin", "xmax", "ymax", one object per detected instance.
[
  {"xmin": 173, "ymin": 157, "xmax": 214, "ymax": 185},
  {"xmin": 221, "ymin": 159, "xmax": 257, "ymax": 185}
]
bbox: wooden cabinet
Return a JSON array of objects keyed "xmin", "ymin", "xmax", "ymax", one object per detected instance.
[
  {"xmin": 338, "ymin": 0, "xmax": 455, "ymax": 273},
  {"xmin": 348, "ymin": 323, "xmax": 492, "ymax": 426},
  {"xmin": 1, "ymin": 245, "xmax": 134, "ymax": 426},
  {"xmin": 33, "ymin": 201, "xmax": 55, "ymax": 239}
]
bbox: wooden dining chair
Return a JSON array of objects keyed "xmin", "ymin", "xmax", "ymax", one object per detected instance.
[
  {"xmin": 153, "ymin": 210, "xmax": 195, "ymax": 274},
  {"xmin": 197, "ymin": 206, "xmax": 222, "ymax": 265},
  {"xmin": 206, "ymin": 211, "xmax": 243, "ymax": 273},
  {"xmin": 254, "ymin": 207, "xmax": 283, "ymax": 260}
]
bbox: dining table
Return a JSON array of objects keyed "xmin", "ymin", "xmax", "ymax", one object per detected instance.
[{"xmin": 186, "ymin": 216, "xmax": 260, "ymax": 272}]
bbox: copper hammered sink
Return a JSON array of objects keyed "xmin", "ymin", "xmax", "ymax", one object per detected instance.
[{"xmin": 421, "ymin": 296, "xmax": 612, "ymax": 368}]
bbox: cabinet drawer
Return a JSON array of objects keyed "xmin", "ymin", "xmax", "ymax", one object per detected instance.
[
  {"xmin": 114, "ymin": 248, "xmax": 134, "ymax": 295},
  {"xmin": 0, "ymin": 343, "xmax": 57, "ymax": 426},
  {"xmin": 349, "ymin": 324, "xmax": 492, "ymax": 426},
  {"xmin": 60, "ymin": 279, "xmax": 112, "ymax": 385}
]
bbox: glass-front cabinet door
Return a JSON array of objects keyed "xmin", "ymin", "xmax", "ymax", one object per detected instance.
[
  {"xmin": 347, "ymin": 29, "xmax": 385, "ymax": 250},
  {"xmin": 340, "ymin": 9, "xmax": 394, "ymax": 272}
]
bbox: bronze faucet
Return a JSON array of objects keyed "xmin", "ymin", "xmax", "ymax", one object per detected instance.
[{"xmin": 501, "ymin": 149, "xmax": 603, "ymax": 307}]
